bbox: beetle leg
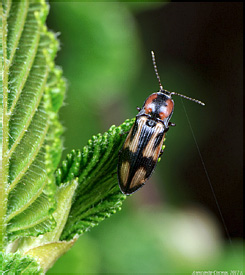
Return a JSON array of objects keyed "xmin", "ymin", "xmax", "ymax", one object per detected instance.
[
  {"xmin": 168, "ymin": 121, "xmax": 176, "ymax": 127},
  {"xmin": 159, "ymin": 149, "xmax": 164, "ymax": 158},
  {"xmin": 119, "ymin": 130, "xmax": 129, "ymax": 137}
]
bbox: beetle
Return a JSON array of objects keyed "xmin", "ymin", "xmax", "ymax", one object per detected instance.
[{"xmin": 118, "ymin": 51, "xmax": 205, "ymax": 195}]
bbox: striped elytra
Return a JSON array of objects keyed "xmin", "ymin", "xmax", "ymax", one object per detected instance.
[
  {"xmin": 117, "ymin": 51, "xmax": 205, "ymax": 195},
  {"xmin": 118, "ymin": 115, "xmax": 166, "ymax": 194}
]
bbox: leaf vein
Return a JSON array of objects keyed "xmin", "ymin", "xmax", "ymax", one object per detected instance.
[
  {"xmin": 8, "ymin": 21, "xmax": 41, "ymax": 114},
  {"xmin": 7, "ymin": 121, "xmax": 50, "ymax": 193},
  {"xmin": 6, "ymin": 176, "xmax": 48, "ymax": 222},
  {"xmin": 7, "ymin": 66, "xmax": 49, "ymax": 159},
  {"xmin": 7, "ymin": 2, "xmax": 29, "ymax": 69}
]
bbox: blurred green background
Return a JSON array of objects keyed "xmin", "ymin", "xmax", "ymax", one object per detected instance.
[{"xmin": 46, "ymin": 2, "xmax": 243, "ymax": 274}]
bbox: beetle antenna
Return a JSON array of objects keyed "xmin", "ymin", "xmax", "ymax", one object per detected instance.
[
  {"xmin": 151, "ymin": 51, "xmax": 205, "ymax": 106},
  {"xmin": 170, "ymin": 91, "xmax": 205, "ymax": 106},
  {"xmin": 151, "ymin": 51, "xmax": 164, "ymax": 91}
]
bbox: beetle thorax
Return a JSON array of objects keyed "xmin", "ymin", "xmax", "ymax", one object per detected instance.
[{"xmin": 143, "ymin": 92, "xmax": 174, "ymax": 125}]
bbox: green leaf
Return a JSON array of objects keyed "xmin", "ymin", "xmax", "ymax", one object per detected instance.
[
  {"xmin": 14, "ymin": 119, "xmax": 134, "ymax": 271},
  {"xmin": 2, "ymin": 0, "xmax": 137, "ymax": 272},
  {"xmin": 17, "ymin": 180, "xmax": 78, "ymax": 254},
  {"xmin": 0, "ymin": 0, "xmax": 65, "ymax": 248},
  {"xmin": 23, "ymin": 238, "xmax": 77, "ymax": 273},
  {"xmin": 0, "ymin": 252, "xmax": 42, "ymax": 274},
  {"xmin": 56, "ymin": 118, "xmax": 135, "ymax": 241}
]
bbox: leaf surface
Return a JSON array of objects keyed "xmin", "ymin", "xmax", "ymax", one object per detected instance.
[
  {"xmin": 0, "ymin": 0, "xmax": 65, "ymax": 248},
  {"xmin": 56, "ymin": 119, "xmax": 135, "ymax": 241},
  {"xmin": 0, "ymin": 251, "xmax": 42, "ymax": 274}
]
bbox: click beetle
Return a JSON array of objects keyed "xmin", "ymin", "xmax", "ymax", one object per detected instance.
[{"xmin": 118, "ymin": 51, "xmax": 204, "ymax": 195}]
